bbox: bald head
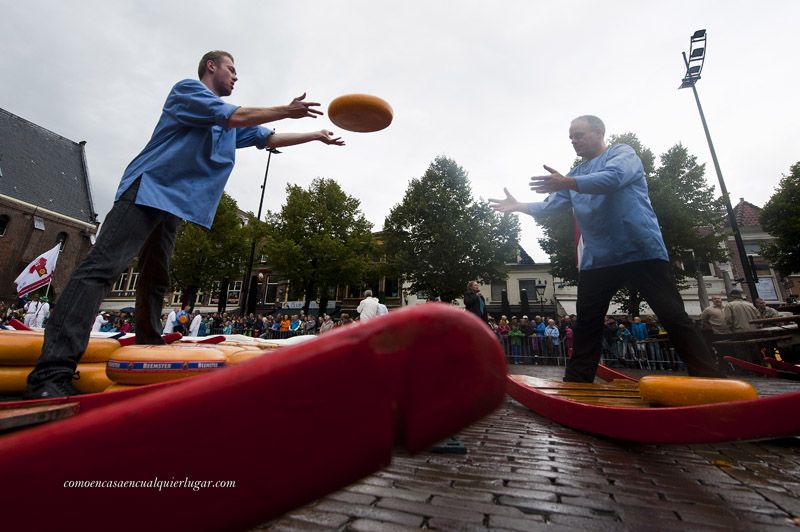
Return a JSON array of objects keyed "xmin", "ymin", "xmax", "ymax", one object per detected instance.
[{"xmin": 570, "ymin": 115, "xmax": 607, "ymax": 159}]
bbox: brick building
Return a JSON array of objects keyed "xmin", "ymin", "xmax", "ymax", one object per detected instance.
[
  {"xmin": 0, "ymin": 108, "xmax": 99, "ymax": 303},
  {"xmin": 724, "ymin": 198, "xmax": 787, "ymax": 302}
]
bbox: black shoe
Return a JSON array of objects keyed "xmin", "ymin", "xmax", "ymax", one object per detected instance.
[{"xmin": 24, "ymin": 373, "xmax": 81, "ymax": 399}]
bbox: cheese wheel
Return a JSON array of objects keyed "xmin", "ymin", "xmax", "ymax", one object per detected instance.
[
  {"xmin": 227, "ymin": 350, "xmax": 269, "ymax": 365},
  {"xmin": 328, "ymin": 94, "xmax": 393, "ymax": 132},
  {"xmin": 74, "ymin": 363, "xmax": 114, "ymax": 394},
  {"xmin": 0, "ymin": 330, "xmax": 120, "ymax": 365},
  {"xmin": 0, "ymin": 363, "xmax": 112, "ymax": 394},
  {"xmin": 639, "ymin": 376, "xmax": 758, "ymax": 407},
  {"xmin": 106, "ymin": 345, "xmax": 226, "ymax": 385},
  {"xmin": 0, "ymin": 366, "xmax": 32, "ymax": 394}
]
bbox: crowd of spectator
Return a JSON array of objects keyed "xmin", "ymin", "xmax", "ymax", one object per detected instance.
[
  {"xmin": 489, "ymin": 289, "xmax": 790, "ymax": 369},
  {"xmin": 490, "ymin": 311, "xmax": 676, "ymax": 369},
  {"xmin": 0, "ymin": 297, "xmax": 380, "ymax": 338},
  {"xmin": 155, "ymin": 308, "xmax": 372, "ymax": 338}
]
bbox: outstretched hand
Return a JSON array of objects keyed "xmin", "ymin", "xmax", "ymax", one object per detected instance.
[
  {"xmin": 488, "ymin": 188, "xmax": 525, "ymax": 213},
  {"xmin": 287, "ymin": 93, "xmax": 323, "ymax": 119},
  {"xmin": 318, "ymin": 130, "xmax": 345, "ymax": 146},
  {"xmin": 529, "ymin": 165, "xmax": 576, "ymax": 193}
]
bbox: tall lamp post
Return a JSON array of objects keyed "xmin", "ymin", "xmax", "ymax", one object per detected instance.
[
  {"xmin": 679, "ymin": 29, "xmax": 759, "ymax": 302},
  {"xmin": 241, "ymin": 147, "xmax": 280, "ymax": 314},
  {"xmin": 535, "ymin": 280, "xmax": 547, "ymax": 315}
]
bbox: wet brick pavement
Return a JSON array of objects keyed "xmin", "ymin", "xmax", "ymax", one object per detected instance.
[{"xmin": 260, "ymin": 365, "xmax": 800, "ymax": 531}]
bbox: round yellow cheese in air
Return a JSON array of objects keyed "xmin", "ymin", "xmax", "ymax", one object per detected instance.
[{"xmin": 328, "ymin": 94, "xmax": 393, "ymax": 132}]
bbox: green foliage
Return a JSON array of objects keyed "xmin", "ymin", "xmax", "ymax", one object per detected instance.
[
  {"xmin": 760, "ymin": 162, "xmax": 800, "ymax": 276},
  {"xmin": 648, "ymin": 143, "xmax": 727, "ymax": 282},
  {"xmin": 537, "ymin": 208, "xmax": 578, "ymax": 285},
  {"xmin": 170, "ymin": 192, "xmax": 250, "ymax": 294},
  {"xmin": 382, "ymin": 156, "xmax": 520, "ymax": 302},
  {"xmin": 263, "ymin": 178, "xmax": 377, "ymax": 308}
]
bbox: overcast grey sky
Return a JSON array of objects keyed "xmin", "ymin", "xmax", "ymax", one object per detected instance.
[{"xmin": 2, "ymin": 1, "xmax": 798, "ymax": 262}]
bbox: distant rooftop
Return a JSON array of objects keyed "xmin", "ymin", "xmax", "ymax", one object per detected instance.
[{"xmin": 732, "ymin": 198, "xmax": 761, "ymax": 228}]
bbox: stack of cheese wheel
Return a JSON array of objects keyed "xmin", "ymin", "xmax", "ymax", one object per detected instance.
[
  {"xmin": 105, "ymin": 344, "xmax": 227, "ymax": 386},
  {"xmin": 639, "ymin": 376, "xmax": 758, "ymax": 407},
  {"xmin": 0, "ymin": 330, "xmax": 119, "ymax": 394}
]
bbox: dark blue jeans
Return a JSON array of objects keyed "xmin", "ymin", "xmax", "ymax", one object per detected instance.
[
  {"xmin": 28, "ymin": 181, "xmax": 180, "ymax": 384},
  {"xmin": 566, "ymin": 259, "xmax": 724, "ymax": 382}
]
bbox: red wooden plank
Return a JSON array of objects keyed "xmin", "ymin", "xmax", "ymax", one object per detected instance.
[
  {"xmin": 507, "ymin": 373, "xmax": 800, "ymax": 443},
  {"xmin": 597, "ymin": 364, "xmax": 638, "ymax": 382},
  {"xmin": 723, "ymin": 356, "xmax": 781, "ymax": 377},
  {"xmin": 0, "ymin": 304, "xmax": 506, "ymax": 530},
  {"xmin": 764, "ymin": 357, "xmax": 800, "ymax": 375},
  {"xmin": 0, "ymin": 403, "xmax": 79, "ymax": 431}
]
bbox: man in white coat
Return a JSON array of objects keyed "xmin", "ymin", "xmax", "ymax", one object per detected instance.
[
  {"xmin": 162, "ymin": 307, "xmax": 178, "ymax": 334},
  {"xmin": 32, "ymin": 296, "xmax": 50, "ymax": 328},
  {"xmin": 24, "ymin": 296, "xmax": 41, "ymax": 328},
  {"xmin": 188, "ymin": 310, "xmax": 202, "ymax": 337},
  {"xmin": 356, "ymin": 290, "xmax": 380, "ymax": 322},
  {"xmin": 91, "ymin": 312, "xmax": 109, "ymax": 332}
]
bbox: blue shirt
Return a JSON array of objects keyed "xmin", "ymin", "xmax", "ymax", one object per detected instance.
[
  {"xmin": 115, "ymin": 79, "xmax": 273, "ymax": 228},
  {"xmin": 630, "ymin": 321, "xmax": 649, "ymax": 340},
  {"xmin": 527, "ymin": 144, "xmax": 668, "ymax": 270}
]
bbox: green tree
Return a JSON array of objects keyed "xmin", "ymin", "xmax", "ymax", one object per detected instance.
[
  {"xmin": 760, "ymin": 162, "xmax": 800, "ymax": 276},
  {"xmin": 382, "ymin": 156, "xmax": 520, "ymax": 302},
  {"xmin": 264, "ymin": 178, "xmax": 377, "ymax": 314},
  {"xmin": 649, "ymin": 143, "xmax": 727, "ymax": 277},
  {"xmin": 170, "ymin": 192, "xmax": 251, "ymax": 308}
]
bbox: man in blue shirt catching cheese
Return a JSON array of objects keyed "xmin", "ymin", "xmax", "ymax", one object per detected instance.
[
  {"xmin": 489, "ymin": 115, "xmax": 723, "ymax": 382},
  {"xmin": 25, "ymin": 51, "xmax": 344, "ymax": 398}
]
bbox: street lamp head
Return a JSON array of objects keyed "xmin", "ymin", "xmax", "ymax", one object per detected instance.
[{"xmin": 679, "ymin": 29, "xmax": 707, "ymax": 89}]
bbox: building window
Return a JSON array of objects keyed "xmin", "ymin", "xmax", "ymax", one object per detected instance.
[
  {"xmin": 518, "ymin": 279, "xmax": 538, "ymax": 299},
  {"xmin": 384, "ymin": 277, "xmax": 399, "ymax": 297},
  {"xmin": 33, "ymin": 215, "xmax": 45, "ymax": 231},
  {"xmin": 743, "ymin": 242, "xmax": 762, "ymax": 256},
  {"xmin": 0, "ymin": 215, "xmax": 8, "ymax": 237},
  {"xmin": 56, "ymin": 232, "xmax": 68, "ymax": 251},
  {"xmin": 226, "ymin": 281, "xmax": 242, "ymax": 306},
  {"xmin": 112, "ymin": 272, "xmax": 129, "ymax": 292},
  {"xmin": 128, "ymin": 271, "xmax": 140, "ymax": 291},
  {"xmin": 491, "ymin": 281, "xmax": 506, "ymax": 302},
  {"xmin": 209, "ymin": 281, "xmax": 221, "ymax": 305}
]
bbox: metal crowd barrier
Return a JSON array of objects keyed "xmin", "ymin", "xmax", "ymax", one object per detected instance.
[
  {"xmin": 206, "ymin": 327, "xmax": 312, "ymax": 339},
  {"xmin": 498, "ymin": 333, "xmax": 687, "ymax": 370}
]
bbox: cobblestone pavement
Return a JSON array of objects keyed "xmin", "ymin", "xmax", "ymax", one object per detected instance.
[{"xmin": 260, "ymin": 365, "xmax": 800, "ymax": 531}]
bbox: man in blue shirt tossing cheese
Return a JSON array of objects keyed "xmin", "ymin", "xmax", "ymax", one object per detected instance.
[
  {"xmin": 489, "ymin": 115, "xmax": 723, "ymax": 383},
  {"xmin": 26, "ymin": 51, "xmax": 344, "ymax": 398}
]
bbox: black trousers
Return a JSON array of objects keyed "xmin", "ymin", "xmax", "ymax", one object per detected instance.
[
  {"xmin": 565, "ymin": 259, "xmax": 724, "ymax": 382},
  {"xmin": 28, "ymin": 181, "xmax": 180, "ymax": 384}
]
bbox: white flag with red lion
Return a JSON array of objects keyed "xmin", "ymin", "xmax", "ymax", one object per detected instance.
[{"xmin": 14, "ymin": 243, "xmax": 61, "ymax": 297}]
